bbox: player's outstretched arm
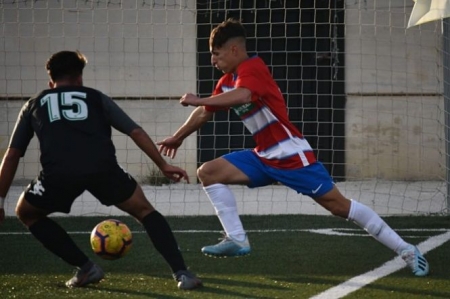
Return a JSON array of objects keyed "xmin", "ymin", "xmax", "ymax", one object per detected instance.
[
  {"xmin": 157, "ymin": 106, "xmax": 213, "ymax": 159},
  {"xmin": 0, "ymin": 148, "xmax": 22, "ymax": 224},
  {"xmin": 129, "ymin": 128, "xmax": 189, "ymax": 183},
  {"xmin": 180, "ymin": 88, "xmax": 251, "ymax": 108}
]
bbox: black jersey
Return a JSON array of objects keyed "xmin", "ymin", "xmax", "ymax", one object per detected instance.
[{"xmin": 9, "ymin": 86, "xmax": 141, "ymax": 175}]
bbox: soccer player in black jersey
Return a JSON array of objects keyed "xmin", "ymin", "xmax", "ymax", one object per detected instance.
[{"xmin": 0, "ymin": 50, "xmax": 202, "ymax": 290}]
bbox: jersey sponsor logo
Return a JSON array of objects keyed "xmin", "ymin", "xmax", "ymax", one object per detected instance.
[
  {"xmin": 29, "ymin": 180, "xmax": 45, "ymax": 196},
  {"xmin": 220, "ymin": 85, "xmax": 256, "ymax": 117},
  {"xmin": 233, "ymin": 102, "xmax": 255, "ymax": 117}
]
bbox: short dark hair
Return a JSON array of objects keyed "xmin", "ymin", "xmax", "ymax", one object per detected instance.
[
  {"xmin": 209, "ymin": 18, "xmax": 246, "ymax": 49},
  {"xmin": 46, "ymin": 50, "xmax": 87, "ymax": 82}
]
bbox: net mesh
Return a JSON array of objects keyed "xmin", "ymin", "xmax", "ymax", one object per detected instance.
[{"xmin": 0, "ymin": 0, "xmax": 447, "ymax": 216}]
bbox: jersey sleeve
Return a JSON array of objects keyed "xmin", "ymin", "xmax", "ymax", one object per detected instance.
[
  {"xmin": 8, "ymin": 101, "xmax": 34, "ymax": 156},
  {"xmin": 100, "ymin": 93, "xmax": 141, "ymax": 135},
  {"xmin": 204, "ymin": 76, "xmax": 229, "ymax": 112},
  {"xmin": 235, "ymin": 60, "xmax": 267, "ymax": 99}
]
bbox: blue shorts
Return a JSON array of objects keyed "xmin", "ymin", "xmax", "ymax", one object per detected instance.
[{"xmin": 222, "ymin": 150, "xmax": 334, "ymax": 198}]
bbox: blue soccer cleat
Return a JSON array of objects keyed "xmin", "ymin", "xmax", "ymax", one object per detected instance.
[
  {"xmin": 201, "ymin": 234, "xmax": 251, "ymax": 257},
  {"xmin": 401, "ymin": 245, "xmax": 429, "ymax": 276}
]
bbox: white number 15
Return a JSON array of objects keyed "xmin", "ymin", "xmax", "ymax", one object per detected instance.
[{"xmin": 40, "ymin": 92, "xmax": 88, "ymax": 122}]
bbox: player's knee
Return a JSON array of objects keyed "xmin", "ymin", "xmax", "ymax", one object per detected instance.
[
  {"xmin": 115, "ymin": 193, "xmax": 155, "ymax": 222},
  {"xmin": 15, "ymin": 205, "xmax": 24, "ymax": 221},
  {"xmin": 197, "ymin": 162, "xmax": 214, "ymax": 185},
  {"xmin": 15, "ymin": 204, "xmax": 38, "ymax": 227},
  {"xmin": 130, "ymin": 206, "xmax": 155, "ymax": 222}
]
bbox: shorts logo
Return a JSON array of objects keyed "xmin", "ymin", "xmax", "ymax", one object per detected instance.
[
  {"xmin": 312, "ymin": 183, "xmax": 323, "ymax": 195},
  {"xmin": 29, "ymin": 179, "xmax": 45, "ymax": 196}
]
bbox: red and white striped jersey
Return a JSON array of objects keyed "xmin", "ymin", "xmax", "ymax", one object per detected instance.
[{"xmin": 205, "ymin": 56, "xmax": 316, "ymax": 169}]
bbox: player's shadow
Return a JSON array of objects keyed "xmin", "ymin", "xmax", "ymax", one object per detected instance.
[{"xmin": 53, "ymin": 278, "xmax": 283, "ymax": 299}]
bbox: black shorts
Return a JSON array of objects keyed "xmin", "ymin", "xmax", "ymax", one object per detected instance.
[{"xmin": 24, "ymin": 165, "xmax": 137, "ymax": 214}]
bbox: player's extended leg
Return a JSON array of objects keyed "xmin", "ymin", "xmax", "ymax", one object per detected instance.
[
  {"xmin": 314, "ymin": 186, "xmax": 429, "ymax": 276},
  {"xmin": 197, "ymin": 157, "xmax": 252, "ymax": 257},
  {"xmin": 115, "ymin": 184, "xmax": 202, "ymax": 290},
  {"xmin": 15, "ymin": 193, "xmax": 104, "ymax": 287}
]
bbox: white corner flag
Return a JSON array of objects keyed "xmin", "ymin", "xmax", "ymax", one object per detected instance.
[{"xmin": 407, "ymin": 0, "xmax": 450, "ymax": 28}]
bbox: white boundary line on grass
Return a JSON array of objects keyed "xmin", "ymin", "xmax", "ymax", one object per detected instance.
[
  {"xmin": 310, "ymin": 231, "xmax": 450, "ymax": 299},
  {"xmin": 1, "ymin": 228, "xmax": 448, "ymax": 239}
]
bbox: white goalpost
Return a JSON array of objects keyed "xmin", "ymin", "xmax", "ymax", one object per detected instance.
[{"xmin": 0, "ymin": 0, "xmax": 448, "ymax": 217}]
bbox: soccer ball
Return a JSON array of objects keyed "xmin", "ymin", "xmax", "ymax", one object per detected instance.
[{"xmin": 90, "ymin": 219, "xmax": 133, "ymax": 260}]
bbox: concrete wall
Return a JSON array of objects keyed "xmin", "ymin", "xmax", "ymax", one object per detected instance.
[
  {"xmin": 0, "ymin": 0, "xmax": 199, "ymax": 181},
  {"xmin": 344, "ymin": 0, "xmax": 444, "ymax": 180},
  {"xmin": 345, "ymin": 95, "xmax": 443, "ymax": 180},
  {"xmin": 0, "ymin": 0, "xmax": 197, "ymax": 98}
]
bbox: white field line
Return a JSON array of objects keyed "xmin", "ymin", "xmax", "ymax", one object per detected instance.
[
  {"xmin": 0, "ymin": 228, "xmax": 448, "ymax": 238},
  {"xmin": 310, "ymin": 231, "xmax": 450, "ymax": 299}
]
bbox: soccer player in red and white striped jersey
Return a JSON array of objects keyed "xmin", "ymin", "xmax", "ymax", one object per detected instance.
[{"xmin": 157, "ymin": 19, "xmax": 429, "ymax": 276}]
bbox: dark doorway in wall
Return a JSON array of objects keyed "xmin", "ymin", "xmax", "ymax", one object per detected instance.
[{"xmin": 196, "ymin": 0, "xmax": 346, "ymax": 181}]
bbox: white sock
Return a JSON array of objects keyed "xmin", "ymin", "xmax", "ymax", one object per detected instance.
[
  {"xmin": 203, "ymin": 183, "xmax": 246, "ymax": 241},
  {"xmin": 348, "ymin": 200, "xmax": 409, "ymax": 254}
]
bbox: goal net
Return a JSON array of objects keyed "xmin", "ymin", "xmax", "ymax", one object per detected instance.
[{"xmin": 0, "ymin": 0, "xmax": 447, "ymax": 217}]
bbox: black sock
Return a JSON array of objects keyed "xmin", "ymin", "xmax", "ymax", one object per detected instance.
[
  {"xmin": 142, "ymin": 211, "xmax": 187, "ymax": 273},
  {"xmin": 28, "ymin": 217, "xmax": 90, "ymax": 268}
]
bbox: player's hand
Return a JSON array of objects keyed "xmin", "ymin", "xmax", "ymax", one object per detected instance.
[
  {"xmin": 0, "ymin": 208, "xmax": 5, "ymax": 224},
  {"xmin": 180, "ymin": 93, "xmax": 201, "ymax": 107},
  {"xmin": 160, "ymin": 164, "xmax": 190, "ymax": 183},
  {"xmin": 157, "ymin": 136, "xmax": 182, "ymax": 159}
]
